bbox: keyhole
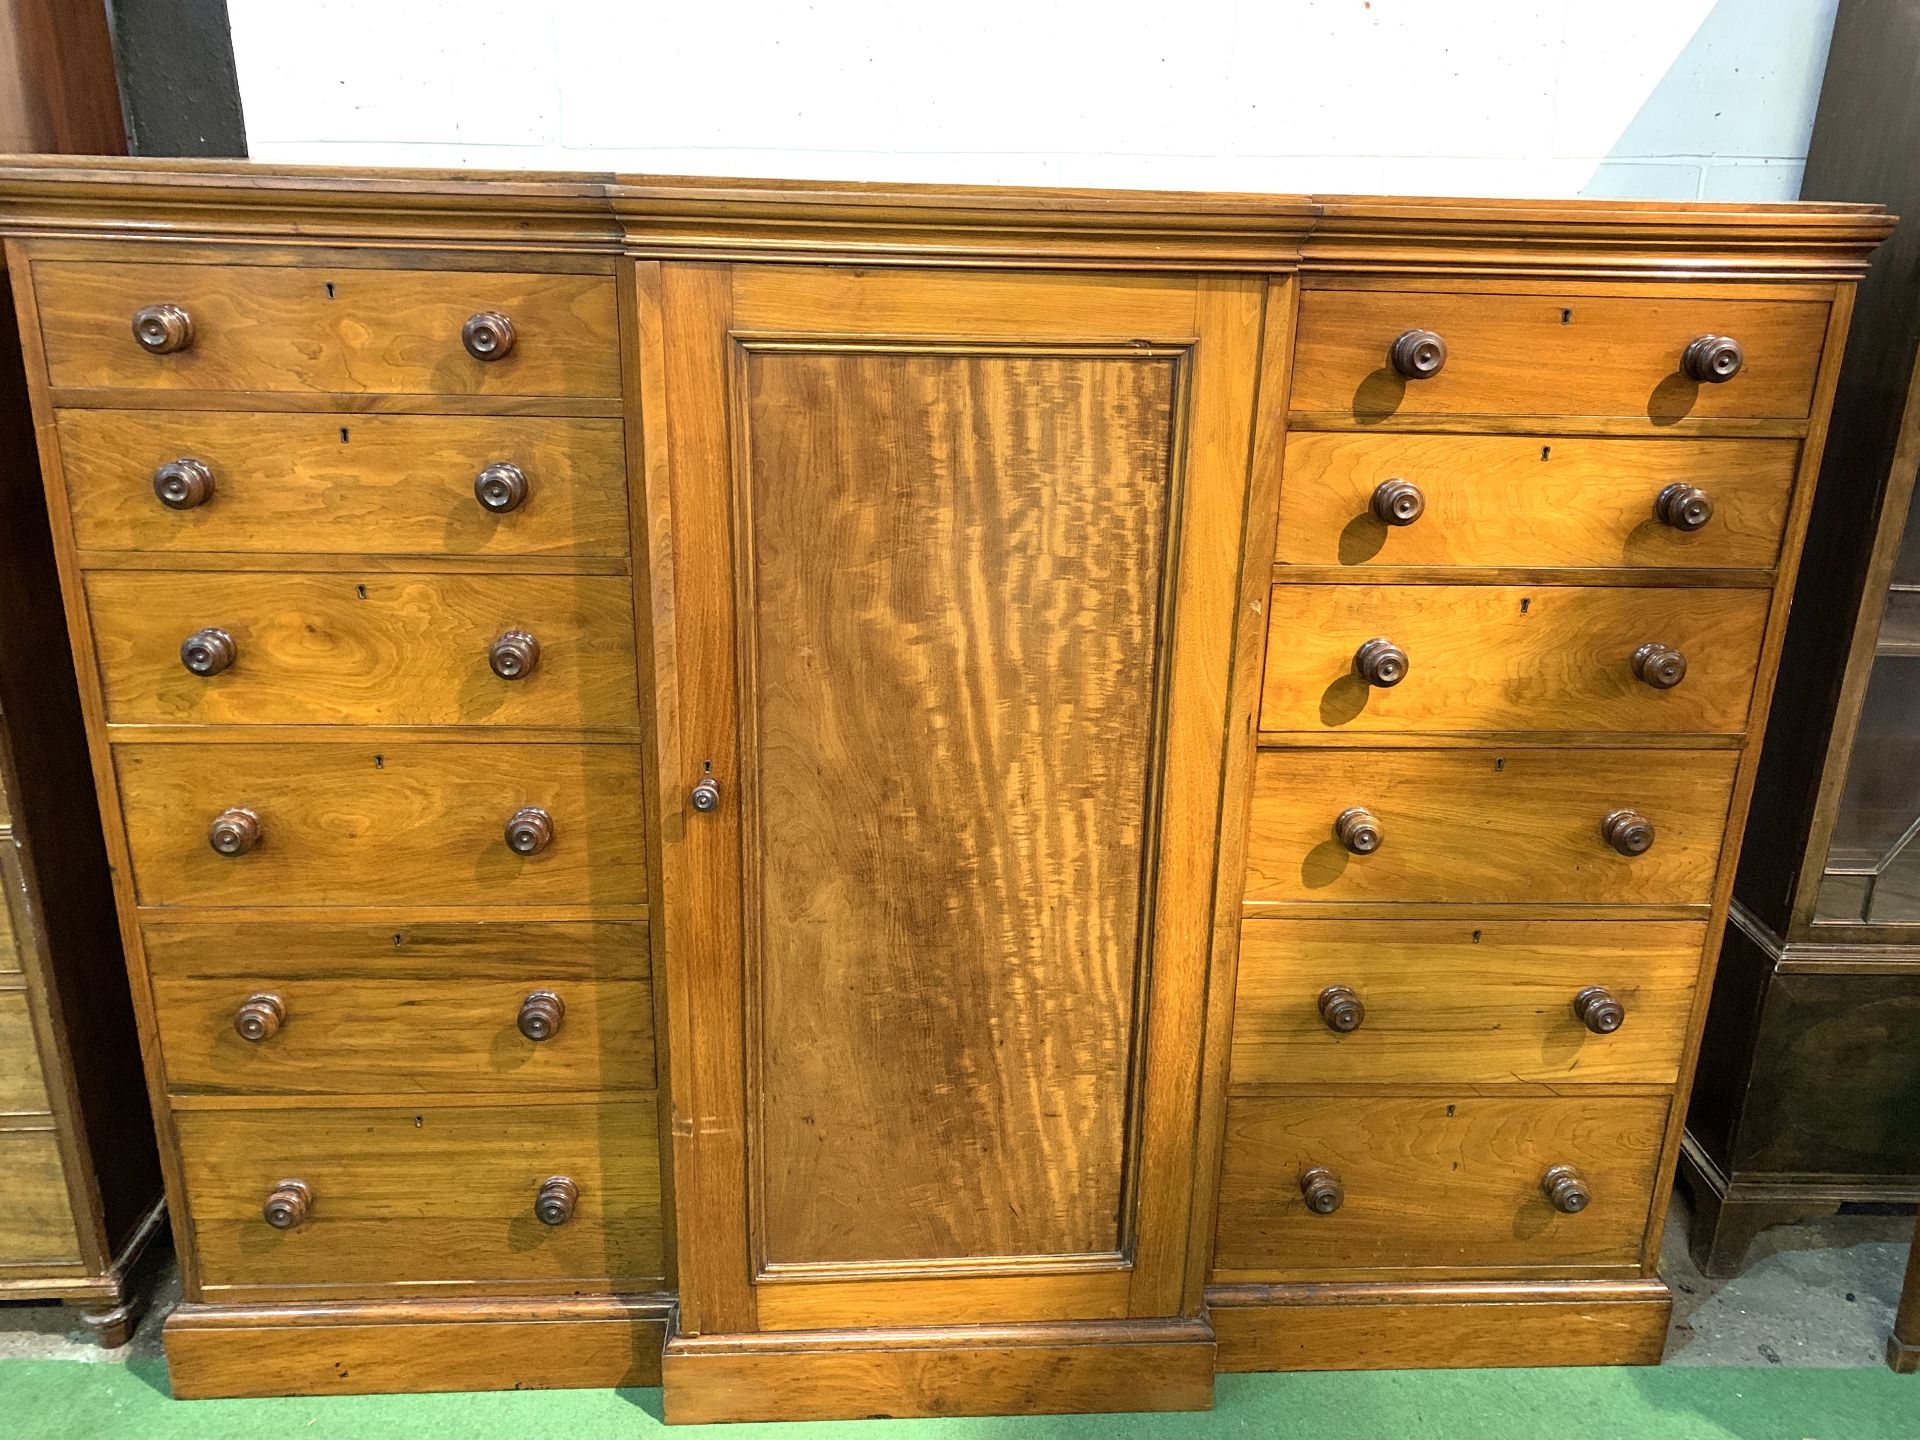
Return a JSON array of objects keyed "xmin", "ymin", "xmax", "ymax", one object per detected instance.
[
  {"xmin": 325, "ymin": 282, "xmax": 336, "ymax": 300},
  {"xmin": 373, "ymin": 754, "xmax": 384, "ymax": 769},
  {"xmin": 1561, "ymin": 308, "xmax": 1572, "ymax": 324},
  {"xmin": 1471, "ymin": 930, "xmax": 1482, "ymax": 943},
  {"xmin": 1540, "ymin": 445, "xmax": 1551, "ymax": 461},
  {"xmin": 1494, "ymin": 757, "xmax": 1505, "ymax": 772},
  {"xmin": 1519, "ymin": 597, "xmax": 1531, "ymax": 615},
  {"xmin": 356, "ymin": 584, "xmax": 367, "ymax": 600},
  {"xmin": 339, "ymin": 426, "xmax": 350, "ymax": 444}
]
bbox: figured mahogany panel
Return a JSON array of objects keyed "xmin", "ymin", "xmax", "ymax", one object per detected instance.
[
  {"xmin": 57, "ymin": 412, "xmax": 629, "ymax": 558},
  {"xmin": 1260, "ymin": 584, "xmax": 1769, "ymax": 736},
  {"xmin": 1277, "ymin": 434, "xmax": 1799, "ymax": 571},
  {"xmin": 744, "ymin": 349, "xmax": 1178, "ymax": 1267}
]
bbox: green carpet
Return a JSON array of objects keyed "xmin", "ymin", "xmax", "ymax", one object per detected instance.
[{"xmin": 3, "ymin": 1360, "xmax": 1915, "ymax": 1440}]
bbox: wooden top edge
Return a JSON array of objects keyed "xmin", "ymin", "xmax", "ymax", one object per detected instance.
[{"xmin": 0, "ymin": 157, "xmax": 1893, "ymax": 269}]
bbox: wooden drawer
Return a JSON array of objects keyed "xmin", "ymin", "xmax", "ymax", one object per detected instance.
[
  {"xmin": 1231, "ymin": 920, "xmax": 1703, "ymax": 1087},
  {"xmin": 87, "ymin": 572, "xmax": 641, "ymax": 730},
  {"xmin": 115, "ymin": 742, "xmax": 646, "ymax": 909},
  {"xmin": 33, "ymin": 261, "xmax": 621, "ymax": 397},
  {"xmin": 0, "ymin": 990, "xmax": 51, "ymax": 1115},
  {"xmin": 57, "ymin": 412, "xmax": 629, "ymax": 558},
  {"xmin": 176, "ymin": 1099, "xmax": 663, "ymax": 1289},
  {"xmin": 1214, "ymin": 1094, "xmax": 1669, "ymax": 1277},
  {"xmin": 1276, "ymin": 434, "xmax": 1799, "ymax": 571},
  {"xmin": 147, "ymin": 919, "xmax": 654, "ymax": 1096},
  {"xmin": 1260, "ymin": 585, "xmax": 1769, "ymax": 736},
  {"xmin": 0, "ymin": 1131, "xmax": 82, "ymax": 1264},
  {"xmin": 1244, "ymin": 747, "xmax": 1737, "ymax": 907},
  {"xmin": 1289, "ymin": 288, "xmax": 1828, "ymax": 421}
]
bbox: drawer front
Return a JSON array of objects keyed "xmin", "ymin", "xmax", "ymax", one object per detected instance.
[
  {"xmin": 1214, "ymin": 1094, "xmax": 1669, "ymax": 1276},
  {"xmin": 1290, "ymin": 289, "xmax": 1828, "ymax": 420},
  {"xmin": 1245, "ymin": 748, "xmax": 1737, "ymax": 907},
  {"xmin": 34, "ymin": 262, "xmax": 621, "ymax": 397},
  {"xmin": 88, "ymin": 572, "xmax": 641, "ymax": 729},
  {"xmin": 149, "ymin": 920, "xmax": 655, "ymax": 1096},
  {"xmin": 0, "ymin": 991, "xmax": 51, "ymax": 1114},
  {"xmin": 58, "ymin": 412, "xmax": 629, "ymax": 558},
  {"xmin": 0, "ymin": 1132, "xmax": 82, "ymax": 1264},
  {"xmin": 1261, "ymin": 585, "xmax": 1769, "ymax": 736},
  {"xmin": 1231, "ymin": 920, "xmax": 1703, "ymax": 1087},
  {"xmin": 115, "ymin": 743, "xmax": 646, "ymax": 908},
  {"xmin": 176, "ymin": 1100, "xmax": 663, "ymax": 1288},
  {"xmin": 1276, "ymin": 434, "xmax": 1799, "ymax": 571}
]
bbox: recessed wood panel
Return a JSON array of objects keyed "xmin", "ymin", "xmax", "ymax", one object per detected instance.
[
  {"xmin": 1289, "ymin": 290, "xmax": 1827, "ymax": 420},
  {"xmin": 177, "ymin": 1100, "xmax": 663, "ymax": 1289},
  {"xmin": 1214, "ymin": 1094, "xmax": 1670, "ymax": 1276},
  {"xmin": 57, "ymin": 411, "xmax": 629, "ymax": 558},
  {"xmin": 0, "ymin": 991, "xmax": 51, "ymax": 1114},
  {"xmin": 1231, "ymin": 919, "xmax": 1704, "ymax": 1086},
  {"xmin": 115, "ymin": 742, "xmax": 646, "ymax": 908},
  {"xmin": 1245, "ymin": 748, "xmax": 1738, "ymax": 907},
  {"xmin": 743, "ymin": 349, "xmax": 1178, "ymax": 1268},
  {"xmin": 0, "ymin": 1132, "xmax": 82, "ymax": 1264},
  {"xmin": 33, "ymin": 263, "xmax": 622, "ymax": 396},
  {"xmin": 1261, "ymin": 585, "xmax": 1769, "ymax": 735},
  {"xmin": 87, "ymin": 572, "xmax": 640, "ymax": 729},
  {"xmin": 1276, "ymin": 433, "xmax": 1799, "ymax": 571}
]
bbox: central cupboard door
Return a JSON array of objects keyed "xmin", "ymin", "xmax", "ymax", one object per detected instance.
[{"xmin": 643, "ymin": 264, "xmax": 1267, "ymax": 1334}]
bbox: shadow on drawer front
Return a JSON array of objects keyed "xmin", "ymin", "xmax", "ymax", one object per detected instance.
[
  {"xmin": 1261, "ymin": 585, "xmax": 1769, "ymax": 735},
  {"xmin": 114, "ymin": 743, "xmax": 646, "ymax": 908},
  {"xmin": 33, "ymin": 262, "xmax": 622, "ymax": 397},
  {"xmin": 1214, "ymin": 1094, "xmax": 1669, "ymax": 1277},
  {"xmin": 1245, "ymin": 747, "xmax": 1737, "ymax": 907},
  {"xmin": 57, "ymin": 412, "xmax": 630, "ymax": 559},
  {"xmin": 1232, "ymin": 919, "xmax": 1704, "ymax": 1086},
  {"xmin": 177, "ymin": 1101, "xmax": 663, "ymax": 1290}
]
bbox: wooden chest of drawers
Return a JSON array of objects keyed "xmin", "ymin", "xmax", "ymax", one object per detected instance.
[{"xmin": 0, "ymin": 161, "xmax": 1888, "ymax": 1417}]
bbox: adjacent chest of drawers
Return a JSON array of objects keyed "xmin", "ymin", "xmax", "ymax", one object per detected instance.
[{"xmin": 0, "ymin": 163, "xmax": 1887, "ymax": 1417}]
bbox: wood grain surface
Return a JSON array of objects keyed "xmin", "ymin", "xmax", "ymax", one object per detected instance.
[
  {"xmin": 114, "ymin": 742, "xmax": 647, "ymax": 908},
  {"xmin": 34, "ymin": 262, "xmax": 622, "ymax": 396},
  {"xmin": 57, "ymin": 411, "xmax": 629, "ymax": 557},
  {"xmin": 86, "ymin": 571, "xmax": 641, "ymax": 728},
  {"xmin": 1260, "ymin": 584, "xmax": 1769, "ymax": 735},
  {"xmin": 1245, "ymin": 747, "xmax": 1739, "ymax": 907},
  {"xmin": 1230, "ymin": 919, "xmax": 1703, "ymax": 1086},
  {"xmin": 0, "ymin": 990, "xmax": 52, "ymax": 1114},
  {"xmin": 0, "ymin": 1131, "xmax": 82, "ymax": 1263},
  {"xmin": 1214, "ymin": 1093, "xmax": 1670, "ymax": 1275},
  {"xmin": 743, "ymin": 348, "xmax": 1176, "ymax": 1267},
  {"xmin": 177, "ymin": 1099, "xmax": 663, "ymax": 1289},
  {"xmin": 1289, "ymin": 289, "xmax": 1828, "ymax": 420},
  {"xmin": 1276, "ymin": 433, "xmax": 1798, "ymax": 571}
]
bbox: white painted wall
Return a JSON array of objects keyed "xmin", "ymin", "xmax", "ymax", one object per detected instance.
[{"xmin": 225, "ymin": 0, "xmax": 1839, "ymax": 201}]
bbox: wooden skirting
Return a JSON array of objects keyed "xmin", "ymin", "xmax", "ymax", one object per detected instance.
[
  {"xmin": 163, "ymin": 1293, "xmax": 673, "ymax": 1399},
  {"xmin": 1207, "ymin": 1280, "xmax": 1672, "ymax": 1372},
  {"xmin": 661, "ymin": 1317, "xmax": 1217, "ymax": 1424}
]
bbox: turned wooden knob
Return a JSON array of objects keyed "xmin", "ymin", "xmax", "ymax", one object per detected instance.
[
  {"xmin": 505, "ymin": 806, "xmax": 554, "ymax": 855},
  {"xmin": 1334, "ymin": 806, "xmax": 1383, "ymax": 855},
  {"xmin": 1371, "ymin": 478, "xmax": 1425, "ymax": 526},
  {"xmin": 518, "ymin": 990, "xmax": 565, "ymax": 1041},
  {"xmin": 1632, "ymin": 641, "xmax": 1687, "ymax": 690},
  {"xmin": 1352, "ymin": 637, "xmax": 1409, "ymax": 688},
  {"xmin": 208, "ymin": 807, "xmax": 261, "ymax": 856},
  {"xmin": 233, "ymin": 992, "xmax": 286, "ymax": 1042},
  {"xmin": 1683, "ymin": 334, "xmax": 1743, "ymax": 384},
  {"xmin": 1572, "ymin": 985, "xmax": 1626, "ymax": 1035},
  {"xmin": 1542, "ymin": 1164, "xmax": 1591, "ymax": 1214},
  {"xmin": 463, "ymin": 311, "xmax": 516, "ymax": 361},
  {"xmin": 1389, "ymin": 328, "xmax": 1447, "ymax": 379},
  {"xmin": 535, "ymin": 1175, "xmax": 578, "ymax": 1226},
  {"xmin": 180, "ymin": 627, "xmax": 236, "ymax": 677},
  {"xmin": 489, "ymin": 630, "xmax": 540, "ymax": 680},
  {"xmin": 1654, "ymin": 483, "xmax": 1714, "ymax": 532},
  {"xmin": 1600, "ymin": 808, "xmax": 1655, "ymax": 857},
  {"xmin": 262, "ymin": 1178, "xmax": 312, "ymax": 1230},
  {"xmin": 1300, "ymin": 1167, "xmax": 1344, "ymax": 1215},
  {"xmin": 1318, "ymin": 984, "xmax": 1366, "ymax": 1034},
  {"xmin": 131, "ymin": 303, "xmax": 193, "ymax": 354},
  {"xmin": 474, "ymin": 462, "xmax": 529, "ymax": 513},
  {"xmin": 153, "ymin": 458, "xmax": 214, "ymax": 510}
]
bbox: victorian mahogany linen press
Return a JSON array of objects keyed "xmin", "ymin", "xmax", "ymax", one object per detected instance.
[{"xmin": 0, "ymin": 159, "xmax": 1889, "ymax": 1420}]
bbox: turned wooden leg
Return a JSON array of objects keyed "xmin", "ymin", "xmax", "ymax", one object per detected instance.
[
  {"xmin": 76, "ymin": 1299, "xmax": 139, "ymax": 1349},
  {"xmin": 1892, "ymin": 1214, "xmax": 1920, "ymax": 1373}
]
